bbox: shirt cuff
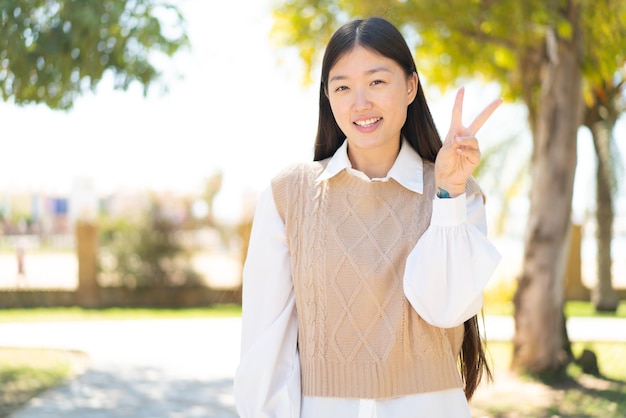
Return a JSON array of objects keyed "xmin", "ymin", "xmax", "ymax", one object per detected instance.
[{"xmin": 431, "ymin": 193, "xmax": 467, "ymax": 227}]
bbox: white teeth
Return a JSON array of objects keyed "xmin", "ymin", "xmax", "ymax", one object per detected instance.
[{"xmin": 354, "ymin": 117, "xmax": 381, "ymax": 127}]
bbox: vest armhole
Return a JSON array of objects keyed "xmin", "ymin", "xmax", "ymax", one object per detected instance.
[{"xmin": 271, "ymin": 175, "xmax": 288, "ymax": 224}]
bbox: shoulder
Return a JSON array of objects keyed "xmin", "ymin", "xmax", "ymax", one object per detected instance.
[
  {"xmin": 423, "ymin": 160, "xmax": 435, "ymax": 175},
  {"xmin": 273, "ymin": 161, "xmax": 327, "ymax": 180},
  {"xmin": 271, "ymin": 160, "xmax": 328, "ymax": 189}
]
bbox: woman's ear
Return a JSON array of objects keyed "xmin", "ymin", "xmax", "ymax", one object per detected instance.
[{"xmin": 407, "ymin": 72, "xmax": 418, "ymax": 104}]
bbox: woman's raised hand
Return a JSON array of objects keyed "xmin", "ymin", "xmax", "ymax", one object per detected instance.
[{"xmin": 434, "ymin": 87, "xmax": 503, "ymax": 197}]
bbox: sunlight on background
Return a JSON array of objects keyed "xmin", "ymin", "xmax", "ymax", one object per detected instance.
[
  {"xmin": 0, "ymin": 0, "xmax": 318, "ymax": 225},
  {"xmin": 0, "ymin": 0, "xmax": 623, "ymax": 235}
]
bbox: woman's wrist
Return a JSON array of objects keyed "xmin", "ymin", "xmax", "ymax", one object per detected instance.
[
  {"xmin": 437, "ymin": 187, "xmax": 451, "ymax": 198},
  {"xmin": 435, "ymin": 183, "xmax": 465, "ymax": 198}
]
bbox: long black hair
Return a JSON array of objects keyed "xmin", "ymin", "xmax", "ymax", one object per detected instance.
[{"xmin": 314, "ymin": 16, "xmax": 491, "ymax": 400}]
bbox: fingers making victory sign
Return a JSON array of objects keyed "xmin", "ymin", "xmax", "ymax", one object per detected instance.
[{"xmin": 435, "ymin": 87, "xmax": 503, "ymax": 197}]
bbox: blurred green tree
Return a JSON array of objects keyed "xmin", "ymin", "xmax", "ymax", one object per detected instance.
[
  {"xmin": 99, "ymin": 197, "xmax": 202, "ymax": 288},
  {"xmin": 0, "ymin": 0, "xmax": 188, "ymax": 109},
  {"xmin": 269, "ymin": 0, "xmax": 625, "ymax": 374}
]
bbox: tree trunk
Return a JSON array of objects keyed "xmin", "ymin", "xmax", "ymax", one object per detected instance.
[
  {"xmin": 512, "ymin": 3, "xmax": 583, "ymax": 374},
  {"xmin": 590, "ymin": 121, "xmax": 619, "ymax": 311},
  {"xmin": 564, "ymin": 223, "xmax": 590, "ymax": 301}
]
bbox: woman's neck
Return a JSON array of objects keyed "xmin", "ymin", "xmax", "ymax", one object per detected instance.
[{"xmin": 347, "ymin": 142, "xmax": 400, "ymax": 179}]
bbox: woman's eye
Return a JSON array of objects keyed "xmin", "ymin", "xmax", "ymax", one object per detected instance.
[
  {"xmin": 371, "ymin": 79, "xmax": 385, "ymax": 86},
  {"xmin": 334, "ymin": 85, "xmax": 349, "ymax": 92}
]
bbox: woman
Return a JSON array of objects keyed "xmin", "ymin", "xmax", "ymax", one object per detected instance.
[{"xmin": 234, "ymin": 16, "xmax": 502, "ymax": 418}]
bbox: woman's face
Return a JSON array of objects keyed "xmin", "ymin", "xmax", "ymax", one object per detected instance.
[{"xmin": 327, "ymin": 45, "xmax": 417, "ymax": 160}]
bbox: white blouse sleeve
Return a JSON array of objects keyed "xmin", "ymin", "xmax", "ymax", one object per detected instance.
[
  {"xmin": 233, "ymin": 186, "xmax": 301, "ymax": 418},
  {"xmin": 403, "ymin": 192, "xmax": 501, "ymax": 328}
]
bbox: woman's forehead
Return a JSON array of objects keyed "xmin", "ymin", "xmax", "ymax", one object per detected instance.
[{"xmin": 329, "ymin": 46, "xmax": 401, "ymax": 79}]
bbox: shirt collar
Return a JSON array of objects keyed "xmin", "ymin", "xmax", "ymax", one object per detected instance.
[{"xmin": 316, "ymin": 138, "xmax": 424, "ymax": 194}]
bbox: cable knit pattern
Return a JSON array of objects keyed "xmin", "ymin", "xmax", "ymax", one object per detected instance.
[
  {"xmin": 273, "ymin": 161, "xmax": 328, "ymax": 361},
  {"xmin": 272, "ymin": 160, "xmax": 472, "ymax": 399}
]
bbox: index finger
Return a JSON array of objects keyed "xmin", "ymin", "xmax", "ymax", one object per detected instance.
[{"xmin": 468, "ymin": 97, "xmax": 504, "ymax": 135}]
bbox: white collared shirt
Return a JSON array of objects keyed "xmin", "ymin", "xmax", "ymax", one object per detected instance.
[{"xmin": 234, "ymin": 139, "xmax": 501, "ymax": 418}]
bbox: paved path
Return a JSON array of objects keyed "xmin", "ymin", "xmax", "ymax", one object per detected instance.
[
  {"xmin": 2, "ymin": 316, "xmax": 626, "ymax": 418},
  {"xmin": 1, "ymin": 318, "xmax": 241, "ymax": 418}
]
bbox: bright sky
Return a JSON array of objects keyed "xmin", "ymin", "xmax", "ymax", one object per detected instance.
[
  {"xmin": 0, "ymin": 0, "xmax": 319, "ymax": 220},
  {"xmin": 1, "ymin": 0, "xmax": 623, "ymax": 225}
]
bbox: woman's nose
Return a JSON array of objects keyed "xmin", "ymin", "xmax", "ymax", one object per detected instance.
[{"xmin": 353, "ymin": 88, "xmax": 372, "ymax": 111}]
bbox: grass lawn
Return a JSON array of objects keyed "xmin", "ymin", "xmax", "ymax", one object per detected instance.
[
  {"xmin": 0, "ymin": 347, "xmax": 88, "ymax": 418},
  {"xmin": 0, "ymin": 304, "xmax": 243, "ymax": 323},
  {"xmin": 484, "ymin": 300, "xmax": 626, "ymax": 318},
  {"xmin": 471, "ymin": 341, "xmax": 626, "ymax": 417}
]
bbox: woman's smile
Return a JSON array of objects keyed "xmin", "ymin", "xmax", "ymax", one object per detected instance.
[{"xmin": 354, "ymin": 116, "xmax": 382, "ymax": 130}]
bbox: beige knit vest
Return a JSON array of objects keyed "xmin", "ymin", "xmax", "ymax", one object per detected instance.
[{"xmin": 272, "ymin": 160, "xmax": 480, "ymax": 399}]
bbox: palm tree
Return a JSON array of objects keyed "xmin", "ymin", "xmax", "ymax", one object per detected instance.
[{"xmin": 582, "ymin": 71, "xmax": 625, "ymax": 312}]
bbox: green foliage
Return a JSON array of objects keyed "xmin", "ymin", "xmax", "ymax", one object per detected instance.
[
  {"xmin": 271, "ymin": 0, "xmax": 625, "ymax": 109},
  {"xmin": 271, "ymin": 0, "xmax": 346, "ymax": 84},
  {"xmin": 581, "ymin": 1, "xmax": 626, "ymax": 88},
  {"xmin": 98, "ymin": 198, "xmax": 202, "ymax": 288},
  {"xmin": 272, "ymin": 0, "xmax": 547, "ymax": 98},
  {"xmin": 0, "ymin": 0, "xmax": 188, "ymax": 109},
  {"xmin": 566, "ymin": 301, "xmax": 626, "ymax": 318}
]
